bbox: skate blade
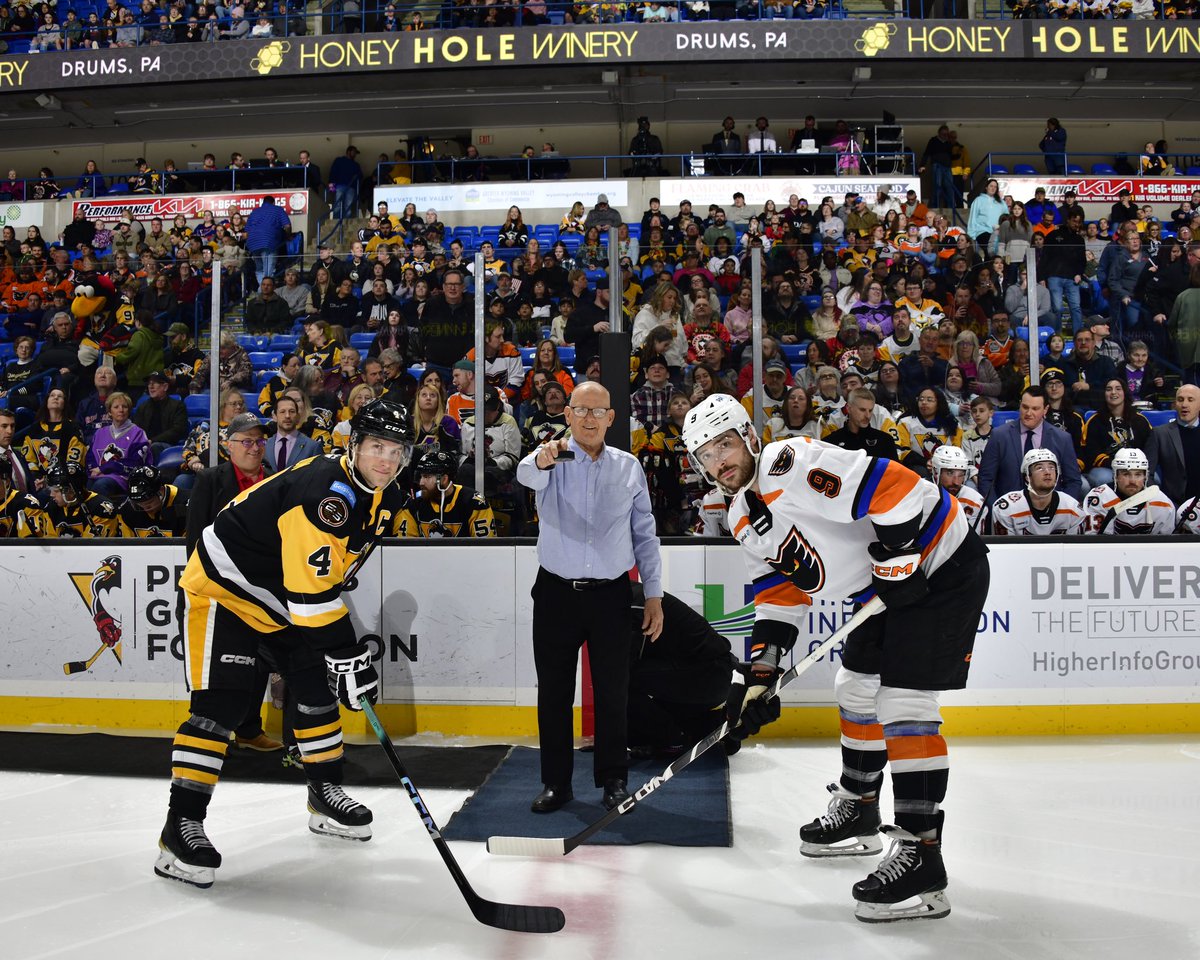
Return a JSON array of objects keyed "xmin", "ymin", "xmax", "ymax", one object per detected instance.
[
  {"xmin": 854, "ymin": 889, "xmax": 950, "ymax": 923},
  {"xmin": 308, "ymin": 812, "xmax": 372, "ymax": 842},
  {"xmin": 154, "ymin": 848, "xmax": 215, "ymax": 889},
  {"xmin": 801, "ymin": 835, "xmax": 883, "ymax": 858}
]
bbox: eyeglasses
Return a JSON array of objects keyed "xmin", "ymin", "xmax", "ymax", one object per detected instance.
[
  {"xmin": 569, "ymin": 407, "xmax": 610, "ymax": 420},
  {"xmin": 231, "ymin": 437, "xmax": 267, "ymax": 449}
]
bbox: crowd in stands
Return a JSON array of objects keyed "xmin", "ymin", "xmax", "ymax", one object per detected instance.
[{"xmin": 1, "ymin": 170, "xmax": 1198, "ymax": 540}]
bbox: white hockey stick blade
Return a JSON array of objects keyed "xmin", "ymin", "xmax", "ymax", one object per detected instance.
[
  {"xmin": 486, "ymin": 836, "xmax": 567, "ymax": 857},
  {"xmin": 1115, "ymin": 484, "xmax": 1161, "ymax": 513}
]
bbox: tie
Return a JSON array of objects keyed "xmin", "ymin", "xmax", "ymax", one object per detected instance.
[
  {"xmin": 278, "ymin": 437, "xmax": 288, "ymax": 468},
  {"xmin": 1023, "ymin": 430, "xmax": 1034, "ymax": 454},
  {"xmin": 7, "ymin": 450, "xmax": 24, "ymax": 493}
]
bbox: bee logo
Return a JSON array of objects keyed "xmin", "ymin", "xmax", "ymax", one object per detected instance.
[
  {"xmin": 855, "ymin": 23, "xmax": 896, "ymax": 58},
  {"xmin": 250, "ymin": 40, "xmax": 291, "ymax": 76}
]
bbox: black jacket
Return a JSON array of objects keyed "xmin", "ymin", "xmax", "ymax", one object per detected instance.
[
  {"xmin": 420, "ymin": 295, "xmax": 476, "ymax": 368},
  {"xmin": 1041, "ymin": 226, "xmax": 1086, "ymax": 279},
  {"xmin": 132, "ymin": 395, "xmax": 189, "ymax": 445},
  {"xmin": 565, "ymin": 298, "xmax": 609, "ymax": 364},
  {"xmin": 185, "ymin": 460, "xmax": 274, "ymax": 556}
]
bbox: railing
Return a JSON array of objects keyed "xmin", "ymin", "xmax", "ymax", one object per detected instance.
[
  {"xmin": 375, "ymin": 149, "xmax": 916, "ymax": 185},
  {"xmin": 1, "ymin": 165, "xmax": 317, "ymax": 201}
]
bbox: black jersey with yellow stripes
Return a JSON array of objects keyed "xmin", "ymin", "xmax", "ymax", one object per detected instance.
[
  {"xmin": 180, "ymin": 453, "xmax": 407, "ymax": 649},
  {"xmin": 0, "ymin": 489, "xmax": 43, "ymax": 538},
  {"xmin": 44, "ymin": 492, "xmax": 119, "ymax": 538},
  {"xmin": 118, "ymin": 483, "xmax": 189, "ymax": 537},
  {"xmin": 396, "ymin": 483, "xmax": 495, "ymax": 538}
]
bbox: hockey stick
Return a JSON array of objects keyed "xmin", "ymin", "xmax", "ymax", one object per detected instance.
[
  {"xmin": 487, "ymin": 595, "xmax": 886, "ymax": 858},
  {"xmin": 359, "ymin": 698, "xmax": 566, "ymax": 934},
  {"xmin": 63, "ymin": 642, "xmax": 107, "ymax": 676},
  {"xmin": 1172, "ymin": 495, "xmax": 1200, "ymax": 535},
  {"xmin": 1097, "ymin": 484, "xmax": 1163, "ymax": 534}
]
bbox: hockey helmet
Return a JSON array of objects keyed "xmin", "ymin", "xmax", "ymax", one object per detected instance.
[
  {"xmin": 1020, "ymin": 447, "xmax": 1059, "ymax": 488},
  {"xmin": 682, "ymin": 394, "xmax": 760, "ymax": 494},
  {"xmin": 46, "ymin": 458, "xmax": 87, "ymax": 496},
  {"xmin": 1111, "ymin": 447, "xmax": 1149, "ymax": 474},
  {"xmin": 930, "ymin": 445, "xmax": 970, "ymax": 474},
  {"xmin": 347, "ymin": 398, "xmax": 413, "ymax": 491},
  {"xmin": 127, "ymin": 466, "xmax": 165, "ymax": 503},
  {"xmin": 413, "ymin": 447, "xmax": 457, "ymax": 478}
]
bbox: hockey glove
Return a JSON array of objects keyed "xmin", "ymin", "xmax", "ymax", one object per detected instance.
[
  {"xmin": 724, "ymin": 664, "xmax": 782, "ymax": 742},
  {"xmin": 325, "ymin": 643, "xmax": 379, "ymax": 711},
  {"xmin": 868, "ymin": 541, "xmax": 929, "ymax": 610},
  {"xmin": 93, "ymin": 610, "xmax": 121, "ymax": 648}
]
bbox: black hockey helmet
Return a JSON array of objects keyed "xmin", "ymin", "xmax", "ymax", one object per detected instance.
[
  {"xmin": 127, "ymin": 466, "xmax": 164, "ymax": 503},
  {"xmin": 413, "ymin": 447, "xmax": 456, "ymax": 478},
  {"xmin": 350, "ymin": 398, "xmax": 413, "ymax": 448},
  {"xmin": 46, "ymin": 458, "xmax": 87, "ymax": 494}
]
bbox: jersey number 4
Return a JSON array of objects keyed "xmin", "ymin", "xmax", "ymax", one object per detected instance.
[{"xmin": 308, "ymin": 545, "xmax": 333, "ymax": 578}]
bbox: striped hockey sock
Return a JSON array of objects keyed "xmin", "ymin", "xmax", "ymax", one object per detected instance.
[
  {"xmin": 884, "ymin": 721, "xmax": 949, "ymax": 834},
  {"xmin": 838, "ymin": 707, "xmax": 887, "ymax": 798},
  {"xmin": 293, "ymin": 706, "xmax": 345, "ymax": 785},
  {"xmin": 169, "ymin": 716, "xmax": 231, "ymax": 820}
]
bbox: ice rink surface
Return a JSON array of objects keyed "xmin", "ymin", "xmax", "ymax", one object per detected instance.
[{"xmin": 3, "ymin": 736, "xmax": 1198, "ymax": 960}]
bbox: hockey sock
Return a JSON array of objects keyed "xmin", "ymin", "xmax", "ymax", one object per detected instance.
[
  {"xmin": 884, "ymin": 721, "xmax": 949, "ymax": 835},
  {"xmin": 838, "ymin": 708, "xmax": 887, "ymax": 798},
  {"xmin": 293, "ymin": 703, "xmax": 345, "ymax": 785},
  {"xmin": 169, "ymin": 716, "xmax": 231, "ymax": 820}
]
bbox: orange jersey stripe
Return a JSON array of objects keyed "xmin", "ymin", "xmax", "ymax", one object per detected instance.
[
  {"xmin": 754, "ymin": 581, "xmax": 812, "ymax": 607},
  {"xmin": 920, "ymin": 497, "xmax": 961, "ymax": 561},
  {"xmin": 886, "ymin": 734, "xmax": 948, "ymax": 762},
  {"xmin": 840, "ymin": 717, "xmax": 885, "ymax": 740},
  {"xmin": 868, "ymin": 460, "xmax": 921, "ymax": 516}
]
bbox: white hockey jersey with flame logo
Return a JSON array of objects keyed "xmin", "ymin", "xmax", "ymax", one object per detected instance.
[
  {"xmin": 727, "ymin": 437, "xmax": 969, "ymax": 626},
  {"xmin": 991, "ymin": 490, "xmax": 1083, "ymax": 535},
  {"xmin": 1081, "ymin": 484, "xmax": 1175, "ymax": 535}
]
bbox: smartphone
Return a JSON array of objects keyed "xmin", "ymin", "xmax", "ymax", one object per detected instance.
[{"xmin": 555, "ymin": 450, "xmax": 575, "ymax": 462}]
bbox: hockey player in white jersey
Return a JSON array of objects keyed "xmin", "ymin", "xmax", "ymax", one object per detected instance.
[
  {"xmin": 681, "ymin": 394, "xmax": 990, "ymax": 924},
  {"xmin": 930, "ymin": 445, "xmax": 986, "ymax": 531},
  {"xmin": 992, "ymin": 448, "xmax": 1083, "ymax": 535},
  {"xmin": 1081, "ymin": 448, "xmax": 1175, "ymax": 535},
  {"xmin": 1176, "ymin": 495, "xmax": 1200, "ymax": 535},
  {"xmin": 694, "ymin": 486, "xmax": 732, "ymax": 537}
]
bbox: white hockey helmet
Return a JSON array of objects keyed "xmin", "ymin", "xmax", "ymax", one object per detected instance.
[
  {"xmin": 1021, "ymin": 447, "xmax": 1059, "ymax": 488},
  {"xmin": 1111, "ymin": 447, "xmax": 1149, "ymax": 474},
  {"xmin": 930, "ymin": 445, "xmax": 970, "ymax": 474},
  {"xmin": 682, "ymin": 394, "xmax": 760, "ymax": 494}
]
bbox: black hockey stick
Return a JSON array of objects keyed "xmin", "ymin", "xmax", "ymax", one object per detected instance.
[
  {"xmin": 1172, "ymin": 495, "xmax": 1200, "ymax": 535},
  {"xmin": 359, "ymin": 698, "xmax": 566, "ymax": 934},
  {"xmin": 487, "ymin": 595, "xmax": 886, "ymax": 858},
  {"xmin": 63, "ymin": 642, "xmax": 107, "ymax": 676}
]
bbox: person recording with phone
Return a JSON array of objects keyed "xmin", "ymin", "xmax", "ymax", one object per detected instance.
[{"xmin": 516, "ymin": 380, "xmax": 665, "ymax": 815}]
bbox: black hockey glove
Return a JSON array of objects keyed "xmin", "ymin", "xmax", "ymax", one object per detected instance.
[
  {"xmin": 725, "ymin": 664, "xmax": 782, "ymax": 742},
  {"xmin": 325, "ymin": 643, "xmax": 379, "ymax": 711},
  {"xmin": 868, "ymin": 541, "xmax": 929, "ymax": 609}
]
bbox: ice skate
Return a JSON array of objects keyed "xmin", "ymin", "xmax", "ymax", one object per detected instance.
[
  {"xmin": 307, "ymin": 781, "xmax": 373, "ymax": 841},
  {"xmin": 852, "ymin": 814, "xmax": 950, "ymax": 923},
  {"xmin": 154, "ymin": 814, "xmax": 221, "ymax": 889},
  {"xmin": 799, "ymin": 782, "xmax": 882, "ymax": 858}
]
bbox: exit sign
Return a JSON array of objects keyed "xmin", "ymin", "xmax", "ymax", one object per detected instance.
[{"xmin": 477, "ymin": 134, "xmax": 492, "ymax": 145}]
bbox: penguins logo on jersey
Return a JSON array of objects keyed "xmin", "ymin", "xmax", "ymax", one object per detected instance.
[
  {"xmin": 100, "ymin": 443, "xmax": 124, "ymax": 465},
  {"xmin": 765, "ymin": 525, "xmax": 827, "ymax": 593},
  {"xmin": 37, "ymin": 439, "xmax": 56, "ymax": 469}
]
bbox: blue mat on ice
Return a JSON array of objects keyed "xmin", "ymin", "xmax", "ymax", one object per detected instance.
[{"xmin": 442, "ymin": 745, "xmax": 731, "ymax": 847}]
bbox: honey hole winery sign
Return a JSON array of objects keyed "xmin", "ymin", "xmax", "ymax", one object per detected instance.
[{"xmin": 4, "ymin": 21, "xmax": 1200, "ymax": 92}]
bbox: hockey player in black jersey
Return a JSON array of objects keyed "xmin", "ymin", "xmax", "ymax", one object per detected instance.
[
  {"xmin": 156, "ymin": 400, "xmax": 413, "ymax": 889},
  {"xmin": 397, "ymin": 448, "xmax": 496, "ymax": 538},
  {"xmin": 0, "ymin": 453, "xmax": 42, "ymax": 538},
  {"xmin": 119, "ymin": 466, "xmax": 188, "ymax": 538},
  {"xmin": 43, "ymin": 459, "xmax": 119, "ymax": 538}
]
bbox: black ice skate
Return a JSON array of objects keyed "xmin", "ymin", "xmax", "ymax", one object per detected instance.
[
  {"xmin": 154, "ymin": 814, "xmax": 222, "ymax": 889},
  {"xmin": 307, "ymin": 781, "xmax": 373, "ymax": 841},
  {"xmin": 799, "ymin": 783, "xmax": 883, "ymax": 858},
  {"xmin": 852, "ymin": 814, "xmax": 950, "ymax": 923}
]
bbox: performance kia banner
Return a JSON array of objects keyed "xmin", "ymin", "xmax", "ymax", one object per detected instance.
[
  {"xmin": 6, "ymin": 22, "xmax": 1200, "ymax": 93},
  {"xmin": 992, "ymin": 177, "xmax": 1200, "ymax": 206},
  {"xmin": 70, "ymin": 190, "xmax": 310, "ymax": 222}
]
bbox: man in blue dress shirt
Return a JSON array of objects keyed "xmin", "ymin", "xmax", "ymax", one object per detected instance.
[{"xmin": 517, "ymin": 381, "xmax": 665, "ymax": 814}]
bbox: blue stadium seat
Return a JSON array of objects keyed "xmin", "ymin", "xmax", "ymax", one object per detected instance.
[
  {"xmin": 0, "ymin": 343, "xmax": 14, "ymax": 362},
  {"xmin": 157, "ymin": 445, "xmax": 185, "ymax": 473},
  {"xmin": 1187, "ymin": 167, "xmax": 1200, "ymax": 177},
  {"xmin": 242, "ymin": 392, "xmax": 258, "ymax": 412},
  {"xmin": 533, "ymin": 225, "xmax": 558, "ymax": 247},
  {"xmin": 1092, "ymin": 163, "xmax": 1117, "ymax": 175},
  {"xmin": 254, "ymin": 369, "xmax": 276, "ymax": 390},
  {"xmin": 185, "ymin": 394, "xmax": 210, "ymax": 418},
  {"xmin": 478, "ymin": 227, "xmax": 500, "ymax": 247},
  {"xmin": 560, "ymin": 235, "xmax": 583, "ymax": 253},
  {"xmin": 519, "ymin": 347, "xmax": 537, "ymax": 365},
  {"xmin": 407, "ymin": 365, "xmax": 424, "ymax": 380},
  {"xmin": 779, "ymin": 344, "xmax": 805, "ymax": 363},
  {"xmin": 249, "ymin": 351, "xmax": 284, "ymax": 370},
  {"xmin": 1066, "ymin": 165, "xmax": 1085, "ymax": 175},
  {"xmin": 349, "ymin": 333, "xmax": 375, "ymax": 351},
  {"xmin": 269, "ymin": 334, "xmax": 298, "ymax": 352},
  {"xmin": 993, "ymin": 411, "xmax": 1019, "ymax": 427},
  {"xmin": 987, "ymin": 163, "xmax": 1009, "ymax": 175},
  {"xmin": 626, "ymin": 224, "xmax": 642, "ymax": 240},
  {"xmin": 557, "ymin": 346, "xmax": 575, "ymax": 366},
  {"xmin": 238, "ymin": 334, "xmax": 269, "ymax": 351},
  {"xmin": 801, "ymin": 295, "xmax": 822, "ymax": 311},
  {"xmin": 1014, "ymin": 164, "xmax": 1038, "ymax": 176},
  {"xmin": 1144, "ymin": 410, "xmax": 1174, "ymax": 427}
]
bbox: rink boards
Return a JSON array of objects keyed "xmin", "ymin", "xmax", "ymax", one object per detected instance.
[{"xmin": 0, "ymin": 540, "xmax": 1196, "ymax": 737}]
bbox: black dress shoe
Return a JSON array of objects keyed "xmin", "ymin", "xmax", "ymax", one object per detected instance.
[
  {"xmin": 602, "ymin": 778, "xmax": 631, "ymax": 811},
  {"xmin": 530, "ymin": 784, "xmax": 573, "ymax": 813}
]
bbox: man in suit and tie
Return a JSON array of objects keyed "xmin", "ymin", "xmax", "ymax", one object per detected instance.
[
  {"xmin": 976, "ymin": 385, "xmax": 1082, "ymax": 501},
  {"xmin": 0, "ymin": 410, "xmax": 33, "ymax": 496},
  {"xmin": 710, "ymin": 116, "xmax": 742, "ymax": 176},
  {"xmin": 185, "ymin": 412, "xmax": 281, "ymax": 752},
  {"xmin": 1147, "ymin": 384, "xmax": 1200, "ymax": 506},
  {"xmin": 265, "ymin": 396, "xmax": 324, "ymax": 472}
]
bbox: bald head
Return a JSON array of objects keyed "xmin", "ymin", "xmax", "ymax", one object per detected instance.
[{"xmin": 566, "ymin": 380, "xmax": 614, "ymax": 456}]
